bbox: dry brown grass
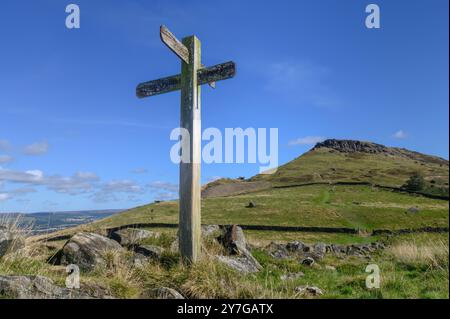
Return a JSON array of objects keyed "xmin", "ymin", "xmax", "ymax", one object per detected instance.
[{"xmin": 387, "ymin": 239, "xmax": 449, "ymax": 270}]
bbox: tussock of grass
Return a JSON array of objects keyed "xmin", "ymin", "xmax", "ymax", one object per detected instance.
[{"xmin": 387, "ymin": 239, "xmax": 449, "ymax": 271}]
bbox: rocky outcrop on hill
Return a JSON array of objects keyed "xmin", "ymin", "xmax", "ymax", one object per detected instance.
[
  {"xmin": 314, "ymin": 139, "xmax": 448, "ymax": 165},
  {"xmin": 315, "ymin": 139, "xmax": 389, "ymax": 154}
]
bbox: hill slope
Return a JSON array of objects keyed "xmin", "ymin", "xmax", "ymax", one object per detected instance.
[
  {"xmin": 251, "ymin": 139, "xmax": 448, "ymax": 188},
  {"xmin": 40, "ymin": 139, "xmax": 449, "ymax": 240}
]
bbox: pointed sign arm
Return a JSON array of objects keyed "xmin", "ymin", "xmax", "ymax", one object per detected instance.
[
  {"xmin": 160, "ymin": 25, "xmax": 190, "ymax": 64},
  {"xmin": 160, "ymin": 25, "xmax": 216, "ymax": 88},
  {"xmin": 136, "ymin": 61, "xmax": 236, "ymax": 98}
]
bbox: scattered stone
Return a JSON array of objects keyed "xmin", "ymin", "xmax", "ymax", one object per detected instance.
[
  {"xmin": 0, "ymin": 275, "xmax": 92, "ymax": 299},
  {"xmin": 294, "ymin": 285, "xmax": 323, "ymax": 296},
  {"xmin": 217, "ymin": 255, "xmax": 262, "ymax": 274},
  {"xmin": 313, "ymin": 243, "xmax": 327, "ymax": 257},
  {"xmin": 300, "ymin": 257, "xmax": 315, "ymax": 266},
  {"xmin": 0, "ymin": 230, "xmax": 25, "ymax": 258},
  {"xmin": 49, "ymin": 232, "xmax": 124, "ymax": 271},
  {"xmin": 269, "ymin": 248, "xmax": 290, "ymax": 260},
  {"xmin": 267, "ymin": 242, "xmax": 290, "ymax": 260},
  {"xmin": 151, "ymin": 287, "xmax": 184, "ymax": 299},
  {"xmin": 219, "ymin": 225, "xmax": 248, "ymax": 255},
  {"xmin": 133, "ymin": 245, "xmax": 164, "ymax": 259},
  {"xmin": 201, "ymin": 225, "xmax": 221, "ymax": 238},
  {"xmin": 302, "ymin": 245, "xmax": 312, "ymax": 253},
  {"xmin": 109, "ymin": 228, "xmax": 159, "ymax": 247},
  {"xmin": 286, "ymin": 241, "xmax": 305, "ymax": 252},
  {"xmin": 245, "ymin": 201, "xmax": 256, "ymax": 208},
  {"xmin": 170, "ymin": 237, "xmax": 179, "ymax": 253},
  {"xmin": 280, "ymin": 272, "xmax": 304, "ymax": 281},
  {"xmin": 325, "ymin": 265, "xmax": 336, "ymax": 271},
  {"xmin": 407, "ymin": 207, "xmax": 420, "ymax": 214}
]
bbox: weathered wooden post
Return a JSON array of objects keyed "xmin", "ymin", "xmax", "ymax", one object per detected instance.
[
  {"xmin": 179, "ymin": 35, "xmax": 202, "ymax": 262},
  {"xmin": 136, "ymin": 26, "xmax": 236, "ymax": 263}
]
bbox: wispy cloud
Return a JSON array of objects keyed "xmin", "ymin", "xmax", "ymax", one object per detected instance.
[
  {"xmin": 131, "ymin": 167, "xmax": 148, "ymax": 174},
  {"xmin": 0, "ymin": 168, "xmax": 99, "ymax": 196},
  {"xmin": 288, "ymin": 136, "xmax": 326, "ymax": 146},
  {"xmin": 23, "ymin": 141, "xmax": 49, "ymax": 155},
  {"xmin": 0, "ymin": 155, "xmax": 14, "ymax": 164},
  {"xmin": 0, "ymin": 193, "xmax": 10, "ymax": 201},
  {"xmin": 147, "ymin": 181, "xmax": 178, "ymax": 201},
  {"xmin": 0, "ymin": 165, "xmax": 149, "ymax": 204},
  {"xmin": 91, "ymin": 180, "xmax": 145, "ymax": 203},
  {"xmin": 393, "ymin": 130, "xmax": 407, "ymax": 139}
]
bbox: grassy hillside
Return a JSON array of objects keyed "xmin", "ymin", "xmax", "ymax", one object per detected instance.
[
  {"xmin": 252, "ymin": 140, "xmax": 449, "ymax": 189},
  {"xmin": 39, "ymin": 140, "xmax": 449, "ymax": 238}
]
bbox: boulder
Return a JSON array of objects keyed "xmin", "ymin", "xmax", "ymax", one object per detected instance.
[
  {"xmin": 0, "ymin": 275, "xmax": 92, "ymax": 299},
  {"xmin": 201, "ymin": 225, "xmax": 221, "ymax": 239},
  {"xmin": 286, "ymin": 241, "xmax": 305, "ymax": 253},
  {"xmin": 109, "ymin": 228, "xmax": 159, "ymax": 247},
  {"xmin": 49, "ymin": 233, "xmax": 124, "ymax": 271},
  {"xmin": 313, "ymin": 243, "xmax": 327, "ymax": 257},
  {"xmin": 300, "ymin": 257, "xmax": 315, "ymax": 266},
  {"xmin": 407, "ymin": 207, "xmax": 420, "ymax": 214},
  {"xmin": 245, "ymin": 201, "xmax": 256, "ymax": 208},
  {"xmin": 214, "ymin": 225, "xmax": 262, "ymax": 274},
  {"xmin": 151, "ymin": 287, "xmax": 184, "ymax": 299},
  {"xmin": 266, "ymin": 242, "xmax": 290, "ymax": 260},
  {"xmin": 217, "ymin": 255, "xmax": 262, "ymax": 274},
  {"xmin": 0, "ymin": 230, "xmax": 25, "ymax": 258},
  {"xmin": 133, "ymin": 245, "xmax": 164, "ymax": 259},
  {"xmin": 294, "ymin": 285, "xmax": 323, "ymax": 296},
  {"xmin": 219, "ymin": 225, "xmax": 248, "ymax": 255}
]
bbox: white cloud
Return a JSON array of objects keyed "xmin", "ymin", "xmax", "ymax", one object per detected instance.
[
  {"xmin": 288, "ymin": 136, "xmax": 326, "ymax": 146},
  {"xmin": 0, "ymin": 165, "xmax": 148, "ymax": 204},
  {"xmin": 91, "ymin": 180, "xmax": 144, "ymax": 203},
  {"xmin": 147, "ymin": 181, "xmax": 178, "ymax": 193},
  {"xmin": 0, "ymin": 167, "xmax": 98, "ymax": 196},
  {"xmin": 0, "ymin": 193, "xmax": 11, "ymax": 201},
  {"xmin": 393, "ymin": 130, "xmax": 407, "ymax": 139},
  {"xmin": 23, "ymin": 141, "xmax": 49, "ymax": 155},
  {"xmin": 0, "ymin": 168, "xmax": 44, "ymax": 184},
  {"xmin": 147, "ymin": 181, "xmax": 178, "ymax": 201},
  {"xmin": 102, "ymin": 180, "xmax": 143, "ymax": 193},
  {"xmin": 0, "ymin": 155, "xmax": 14, "ymax": 164}
]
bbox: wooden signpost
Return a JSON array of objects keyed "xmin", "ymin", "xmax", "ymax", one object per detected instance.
[{"xmin": 136, "ymin": 26, "xmax": 236, "ymax": 263}]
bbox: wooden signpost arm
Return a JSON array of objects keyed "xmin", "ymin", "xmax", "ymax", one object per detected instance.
[{"xmin": 136, "ymin": 61, "xmax": 236, "ymax": 98}]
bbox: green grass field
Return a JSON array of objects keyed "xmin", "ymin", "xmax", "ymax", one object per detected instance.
[{"xmin": 85, "ymin": 184, "xmax": 448, "ymax": 233}]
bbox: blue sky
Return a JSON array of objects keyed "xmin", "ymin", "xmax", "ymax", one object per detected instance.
[{"xmin": 0, "ymin": 0, "xmax": 448, "ymax": 213}]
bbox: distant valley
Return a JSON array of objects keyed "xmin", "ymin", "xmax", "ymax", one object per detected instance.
[{"xmin": 1, "ymin": 209, "xmax": 125, "ymax": 234}]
